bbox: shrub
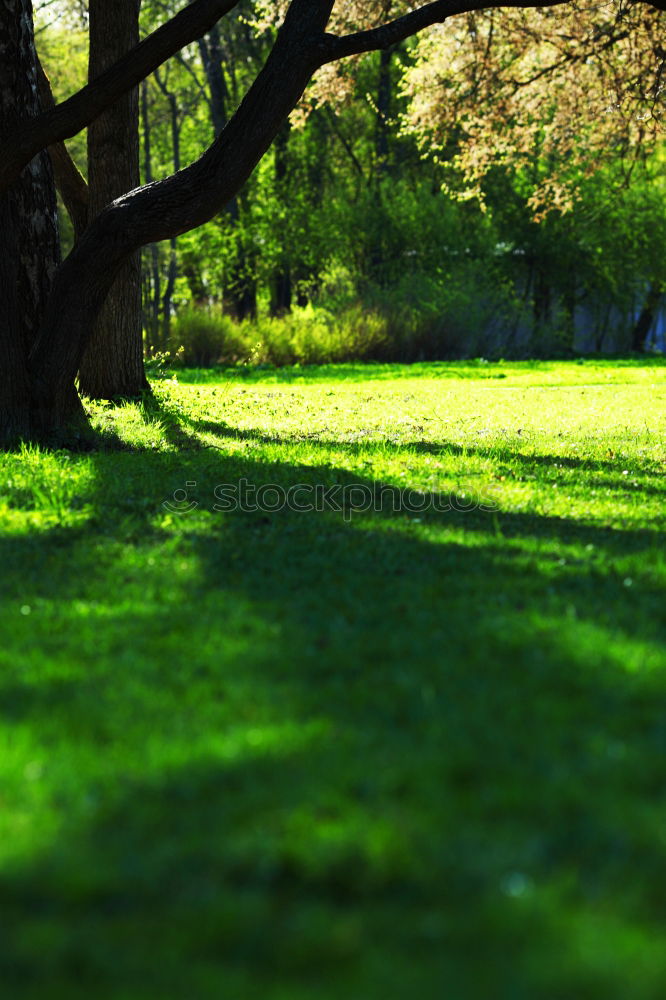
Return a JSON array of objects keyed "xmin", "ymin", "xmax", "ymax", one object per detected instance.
[
  {"xmin": 168, "ymin": 308, "xmax": 246, "ymax": 366},
  {"xmin": 243, "ymin": 309, "xmax": 390, "ymax": 366},
  {"xmin": 166, "ymin": 278, "xmax": 524, "ymax": 371}
]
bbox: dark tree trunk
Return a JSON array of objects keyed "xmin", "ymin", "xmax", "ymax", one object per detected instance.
[
  {"xmin": 200, "ymin": 23, "xmax": 257, "ymax": 320},
  {"xmin": 78, "ymin": 0, "xmax": 148, "ymax": 400},
  {"xmin": 533, "ymin": 263, "xmax": 551, "ymax": 341},
  {"xmin": 368, "ymin": 47, "xmax": 393, "ymax": 284},
  {"xmin": 198, "ymin": 25, "xmax": 228, "ymax": 137},
  {"xmin": 162, "ymin": 239, "xmax": 178, "ymax": 343},
  {"xmin": 141, "ymin": 79, "xmax": 162, "ymax": 353},
  {"xmin": 163, "ymin": 91, "xmax": 181, "ymax": 343},
  {"xmin": 375, "ymin": 46, "xmax": 392, "ymax": 175},
  {"xmin": 153, "ymin": 74, "xmax": 183, "ymax": 345},
  {"xmin": 270, "ymin": 268, "xmax": 293, "ymax": 316},
  {"xmin": 270, "ymin": 122, "xmax": 292, "ymax": 316},
  {"xmin": 0, "ymin": 0, "xmax": 62, "ymax": 443},
  {"xmin": 632, "ymin": 283, "xmax": 662, "ymax": 352},
  {"xmin": 224, "ymin": 191, "xmax": 258, "ymax": 321}
]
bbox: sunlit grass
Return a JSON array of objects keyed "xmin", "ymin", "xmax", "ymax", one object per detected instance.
[{"xmin": 0, "ymin": 359, "xmax": 665, "ymax": 999}]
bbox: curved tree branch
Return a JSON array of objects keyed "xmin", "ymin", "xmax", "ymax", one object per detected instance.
[
  {"xmin": 0, "ymin": 0, "xmax": 241, "ymax": 194},
  {"xmin": 29, "ymin": 0, "xmax": 337, "ymax": 416},
  {"xmin": 320, "ymin": 0, "xmax": 664, "ymax": 62}
]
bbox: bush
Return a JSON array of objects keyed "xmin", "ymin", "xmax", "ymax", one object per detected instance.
[
  {"xmin": 166, "ymin": 278, "xmax": 524, "ymax": 371},
  {"xmin": 245, "ymin": 308, "xmax": 391, "ymax": 366},
  {"xmin": 168, "ymin": 308, "xmax": 246, "ymax": 366},
  {"xmin": 167, "ymin": 307, "xmax": 391, "ymax": 368}
]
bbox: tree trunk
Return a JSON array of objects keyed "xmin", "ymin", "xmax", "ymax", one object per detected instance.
[
  {"xmin": 533, "ymin": 263, "xmax": 551, "ymax": 343},
  {"xmin": 270, "ymin": 122, "xmax": 292, "ymax": 316},
  {"xmin": 152, "ymin": 74, "xmax": 183, "ymax": 345},
  {"xmin": 368, "ymin": 47, "xmax": 393, "ymax": 285},
  {"xmin": 200, "ymin": 23, "xmax": 257, "ymax": 320},
  {"xmin": 78, "ymin": 0, "xmax": 148, "ymax": 400},
  {"xmin": 375, "ymin": 46, "xmax": 392, "ymax": 175},
  {"xmin": 163, "ymin": 90, "xmax": 181, "ymax": 343},
  {"xmin": 198, "ymin": 25, "xmax": 228, "ymax": 137},
  {"xmin": 0, "ymin": 0, "xmax": 63, "ymax": 443},
  {"xmin": 162, "ymin": 239, "xmax": 178, "ymax": 343},
  {"xmin": 141, "ymin": 79, "xmax": 162, "ymax": 354},
  {"xmin": 632, "ymin": 283, "xmax": 662, "ymax": 352},
  {"xmin": 270, "ymin": 268, "xmax": 293, "ymax": 316}
]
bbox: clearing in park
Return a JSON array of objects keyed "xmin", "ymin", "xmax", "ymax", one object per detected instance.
[{"xmin": 1, "ymin": 358, "xmax": 665, "ymax": 998}]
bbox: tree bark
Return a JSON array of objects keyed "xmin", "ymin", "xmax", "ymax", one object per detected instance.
[
  {"xmin": 78, "ymin": 0, "xmax": 147, "ymax": 400},
  {"xmin": 0, "ymin": 0, "xmax": 62, "ymax": 443},
  {"xmin": 141, "ymin": 79, "xmax": 162, "ymax": 353}
]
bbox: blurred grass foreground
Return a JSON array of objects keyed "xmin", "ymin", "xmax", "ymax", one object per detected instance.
[{"xmin": 1, "ymin": 358, "xmax": 665, "ymax": 999}]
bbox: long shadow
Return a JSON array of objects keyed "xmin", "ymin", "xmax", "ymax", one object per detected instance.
[
  {"xmin": 175, "ymin": 356, "xmax": 666, "ymax": 386},
  {"xmin": 1, "ymin": 439, "xmax": 665, "ymax": 997},
  {"xmin": 1, "ymin": 443, "xmax": 662, "ymax": 624},
  {"xmin": 187, "ymin": 410, "xmax": 664, "ymax": 482}
]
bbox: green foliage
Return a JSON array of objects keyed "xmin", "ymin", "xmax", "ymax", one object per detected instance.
[
  {"xmin": 168, "ymin": 308, "xmax": 247, "ymax": 366},
  {"xmin": 37, "ymin": 5, "xmax": 666, "ymax": 361},
  {"xmin": 484, "ymin": 155, "xmax": 666, "ymax": 345},
  {"xmin": 167, "ymin": 289, "xmax": 522, "ymax": 368},
  {"xmin": 246, "ymin": 308, "xmax": 390, "ymax": 365},
  {"xmin": 1, "ymin": 360, "xmax": 666, "ymax": 997},
  {"xmin": 168, "ymin": 306, "xmax": 388, "ymax": 366},
  {"xmin": 359, "ymin": 267, "xmax": 519, "ymax": 360}
]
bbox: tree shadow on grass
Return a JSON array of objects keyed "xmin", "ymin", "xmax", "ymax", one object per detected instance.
[
  {"xmin": 0, "ymin": 445, "xmax": 665, "ymax": 999},
  {"xmin": 187, "ymin": 411, "xmax": 665, "ymax": 485},
  {"xmin": 174, "ymin": 356, "xmax": 666, "ymax": 386}
]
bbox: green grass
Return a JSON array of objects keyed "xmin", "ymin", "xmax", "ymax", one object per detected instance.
[{"xmin": 1, "ymin": 359, "xmax": 665, "ymax": 999}]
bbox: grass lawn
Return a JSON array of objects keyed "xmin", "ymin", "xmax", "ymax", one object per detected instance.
[{"xmin": 1, "ymin": 358, "xmax": 665, "ymax": 999}]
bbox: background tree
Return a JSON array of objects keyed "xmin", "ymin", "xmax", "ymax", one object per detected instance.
[{"xmin": 77, "ymin": 0, "xmax": 148, "ymax": 399}]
